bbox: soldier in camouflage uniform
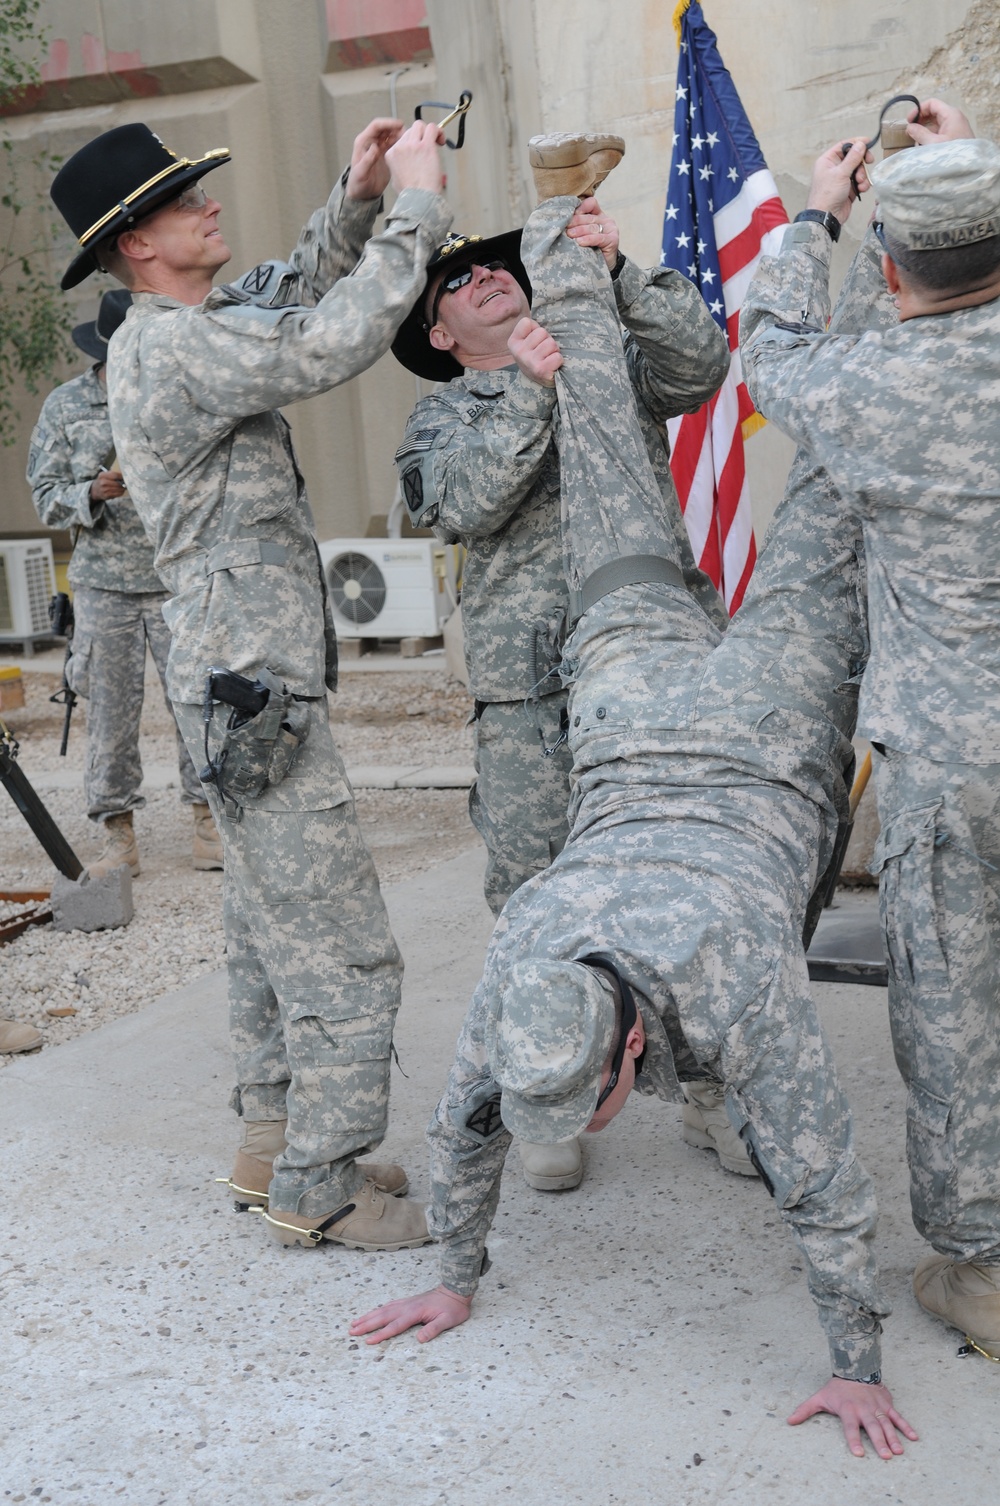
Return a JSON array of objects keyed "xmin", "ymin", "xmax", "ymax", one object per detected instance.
[
  {"xmin": 27, "ymin": 289, "xmax": 219, "ymax": 878},
  {"xmin": 50, "ymin": 116, "xmax": 452, "ymax": 1251},
  {"xmin": 391, "ymin": 137, "xmax": 733, "ymax": 1192},
  {"xmin": 354, "ymin": 147, "xmax": 919, "ymax": 1460},
  {"xmin": 741, "ymin": 115, "xmax": 1000, "ymax": 1365}
]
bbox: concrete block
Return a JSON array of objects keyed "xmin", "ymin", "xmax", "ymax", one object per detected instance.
[
  {"xmin": 399, "ymin": 634, "xmax": 443, "ymax": 658},
  {"xmin": 396, "ymin": 765, "xmax": 476, "ymax": 789},
  {"xmin": 51, "ymin": 865, "xmax": 133, "ymax": 933}
]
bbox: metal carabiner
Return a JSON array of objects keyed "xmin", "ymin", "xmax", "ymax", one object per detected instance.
[{"xmin": 415, "ymin": 89, "xmax": 473, "ymax": 150}]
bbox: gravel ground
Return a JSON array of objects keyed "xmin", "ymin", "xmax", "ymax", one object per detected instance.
[{"xmin": 1, "ymin": 660, "xmax": 478, "ymax": 1064}]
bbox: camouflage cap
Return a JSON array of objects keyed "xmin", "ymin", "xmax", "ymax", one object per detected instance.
[
  {"xmin": 486, "ymin": 959, "xmax": 616, "ymax": 1143},
  {"xmin": 872, "ymin": 137, "xmax": 1000, "ymax": 251}
]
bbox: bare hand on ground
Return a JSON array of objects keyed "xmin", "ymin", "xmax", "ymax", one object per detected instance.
[
  {"xmin": 89, "ymin": 470, "xmax": 126, "ymax": 502},
  {"xmin": 907, "ymin": 97, "xmax": 974, "ymax": 145},
  {"xmin": 346, "ymin": 117, "xmax": 405, "ymax": 200},
  {"xmin": 508, "ymin": 315, "xmax": 563, "ymax": 386},
  {"xmin": 349, "ymin": 1286, "xmax": 473, "ymax": 1345},
  {"xmin": 788, "ymin": 1376, "xmax": 919, "ymax": 1460},
  {"xmin": 807, "ymin": 138, "xmax": 872, "ymax": 222},
  {"xmin": 567, "ymin": 196, "xmax": 620, "ymax": 269},
  {"xmin": 386, "ymin": 120, "xmax": 446, "ymax": 197}
]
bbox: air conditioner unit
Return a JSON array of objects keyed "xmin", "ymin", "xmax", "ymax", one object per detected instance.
[
  {"xmin": 317, "ymin": 538, "xmax": 457, "ymax": 640},
  {"xmin": 0, "ymin": 539, "xmax": 56, "ymax": 642}
]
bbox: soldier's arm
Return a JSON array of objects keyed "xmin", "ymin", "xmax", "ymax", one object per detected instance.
[
  {"xmin": 738, "ymin": 219, "xmax": 874, "ymax": 471},
  {"xmin": 615, "ymin": 259, "xmax": 731, "ymax": 419},
  {"xmin": 147, "ymin": 189, "xmax": 453, "ymax": 443},
  {"xmin": 395, "ymin": 380, "xmax": 557, "ymax": 539},
  {"xmin": 26, "ymin": 397, "xmax": 105, "ymax": 531},
  {"xmin": 351, "ymin": 984, "xmax": 510, "ymax": 1343},
  {"xmin": 283, "ymin": 175, "xmax": 381, "ymax": 307},
  {"xmin": 282, "ymin": 118, "xmax": 414, "ymax": 305}
]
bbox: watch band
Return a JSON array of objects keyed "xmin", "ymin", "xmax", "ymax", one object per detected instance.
[{"xmin": 794, "ymin": 208, "xmax": 841, "ymax": 243}]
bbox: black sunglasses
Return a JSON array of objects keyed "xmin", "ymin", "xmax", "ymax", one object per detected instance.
[{"xmin": 428, "ymin": 257, "xmax": 508, "ymax": 327}]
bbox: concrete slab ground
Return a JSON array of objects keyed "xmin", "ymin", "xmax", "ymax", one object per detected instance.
[
  {"xmin": 23, "ymin": 761, "xmax": 476, "ymax": 795},
  {"xmin": 1, "ymin": 856, "xmax": 994, "ymax": 1505}
]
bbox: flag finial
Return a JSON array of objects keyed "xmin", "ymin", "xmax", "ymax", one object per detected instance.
[{"xmin": 673, "ymin": 0, "xmax": 692, "ymax": 46}]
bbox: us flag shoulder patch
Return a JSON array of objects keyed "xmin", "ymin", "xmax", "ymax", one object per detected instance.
[{"xmin": 395, "ymin": 427, "xmax": 439, "ymax": 461}]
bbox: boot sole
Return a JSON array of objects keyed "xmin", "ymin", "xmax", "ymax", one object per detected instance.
[
  {"xmin": 226, "ymin": 1177, "xmax": 409, "ymax": 1211},
  {"xmin": 528, "ymin": 133, "xmax": 626, "ymax": 168},
  {"xmin": 269, "ymin": 1226, "xmax": 433, "ymax": 1252},
  {"xmin": 915, "ymin": 1299, "xmax": 1000, "ymax": 1357},
  {"xmin": 193, "ymin": 857, "xmax": 224, "ymax": 871},
  {"xmin": 523, "ymin": 1167, "xmax": 584, "ymax": 1191}
]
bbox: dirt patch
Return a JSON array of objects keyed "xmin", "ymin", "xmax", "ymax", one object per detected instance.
[{"xmin": 1, "ymin": 663, "xmax": 479, "ymax": 1062}]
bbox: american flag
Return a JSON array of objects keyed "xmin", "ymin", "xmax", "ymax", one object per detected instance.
[{"xmin": 662, "ymin": 0, "xmax": 788, "ymax": 613}]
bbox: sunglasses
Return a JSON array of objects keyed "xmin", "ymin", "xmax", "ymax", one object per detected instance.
[
  {"xmin": 429, "ymin": 257, "xmax": 508, "ymax": 327},
  {"xmin": 172, "ymin": 182, "xmax": 209, "ymax": 212}
]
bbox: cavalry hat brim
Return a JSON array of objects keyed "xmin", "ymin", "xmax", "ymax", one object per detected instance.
[
  {"xmin": 59, "ymin": 150, "xmax": 230, "ymax": 291},
  {"xmin": 71, "ymin": 319, "xmax": 109, "ymax": 362},
  {"xmin": 391, "ymin": 227, "xmax": 530, "ymax": 383}
]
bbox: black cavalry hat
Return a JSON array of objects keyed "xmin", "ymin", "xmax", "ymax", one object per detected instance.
[
  {"xmin": 51, "ymin": 123, "xmax": 230, "ymax": 290},
  {"xmin": 71, "ymin": 288, "xmax": 133, "ymax": 363},
  {"xmin": 391, "ymin": 228, "xmax": 530, "ymax": 383}
]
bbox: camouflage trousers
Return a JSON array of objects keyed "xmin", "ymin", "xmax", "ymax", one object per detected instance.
[
  {"xmin": 70, "ymin": 586, "xmax": 201, "ymax": 820},
  {"xmin": 469, "ymin": 692, "xmax": 573, "ymax": 916},
  {"xmin": 174, "ymin": 699, "xmax": 404, "ymax": 1217},
  {"xmin": 873, "ymin": 746, "xmax": 1000, "ymax": 1263}
]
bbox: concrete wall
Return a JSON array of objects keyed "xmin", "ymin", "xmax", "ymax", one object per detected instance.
[{"xmin": 2, "ymin": 0, "xmax": 996, "ymax": 551}]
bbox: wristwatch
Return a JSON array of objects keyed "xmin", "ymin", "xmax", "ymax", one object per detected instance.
[{"xmin": 794, "ymin": 208, "xmax": 841, "ymax": 243}]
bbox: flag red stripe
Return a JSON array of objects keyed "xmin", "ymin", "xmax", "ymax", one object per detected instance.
[{"xmin": 716, "ymin": 196, "xmax": 786, "ymax": 283}]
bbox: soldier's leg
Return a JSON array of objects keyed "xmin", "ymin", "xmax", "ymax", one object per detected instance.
[
  {"xmin": 714, "ymin": 938, "xmax": 887, "ymax": 1379},
  {"xmin": 144, "ymin": 593, "xmax": 222, "ymax": 870},
  {"xmin": 469, "ymin": 693, "xmax": 573, "ymax": 917},
  {"xmin": 173, "ymin": 700, "xmax": 417, "ymax": 1246},
  {"xmin": 873, "ymin": 749, "xmax": 1000, "ymax": 1263},
  {"xmin": 73, "ymin": 587, "xmax": 146, "ymax": 820},
  {"xmin": 141, "ymin": 592, "xmax": 204, "ymax": 806},
  {"xmin": 520, "ymin": 195, "xmax": 689, "ymax": 589},
  {"xmin": 203, "ymin": 705, "xmax": 410, "ymax": 1214}
]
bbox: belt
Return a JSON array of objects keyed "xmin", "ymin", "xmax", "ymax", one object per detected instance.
[
  {"xmin": 570, "ymin": 553, "xmax": 685, "ymax": 622},
  {"xmin": 205, "ymin": 539, "xmax": 288, "ymax": 573}
]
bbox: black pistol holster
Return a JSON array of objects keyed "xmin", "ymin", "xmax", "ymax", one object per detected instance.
[{"xmin": 200, "ymin": 665, "xmax": 310, "ymax": 820}]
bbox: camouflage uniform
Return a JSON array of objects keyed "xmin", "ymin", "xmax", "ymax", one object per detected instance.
[
  {"xmin": 425, "ymin": 196, "xmax": 893, "ymax": 1380},
  {"xmin": 109, "ymin": 177, "xmax": 452, "ymax": 1217},
  {"xmin": 27, "ymin": 366, "xmax": 201, "ymax": 820},
  {"xmin": 742, "ymin": 186, "xmax": 1000, "ymax": 1267},
  {"xmin": 396, "ymin": 255, "xmax": 728, "ymax": 912}
]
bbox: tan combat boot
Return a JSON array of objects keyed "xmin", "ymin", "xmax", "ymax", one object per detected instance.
[
  {"xmin": 260, "ymin": 1179, "xmax": 431, "ymax": 1251},
  {"xmin": 913, "ymin": 1255, "xmax": 1000, "ymax": 1358},
  {"xmin": 681, "ymin": 1081, "xmax": 758, "ymax": 1177},
  {"xmin": 520, "ymin": 1137, "xmax": 583, "ymax": 1191},
  {"xmin": 219, "ymin": 1119, "xmax": 410, "ymax": 1211},
  {"xmin": 191, "ymin": 801, "xmax": 224, "ymax": 870},
  {"xmin": 528, "ymin": 130, "xmax": 626, "ymax": 201},
  {"xmin": 0, "ymin": 1018, "xmax": 43, "ymax": 1054},
  {"xmin": 88, "ymin": 811, "xmax": 140, "ymax": 878}
]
